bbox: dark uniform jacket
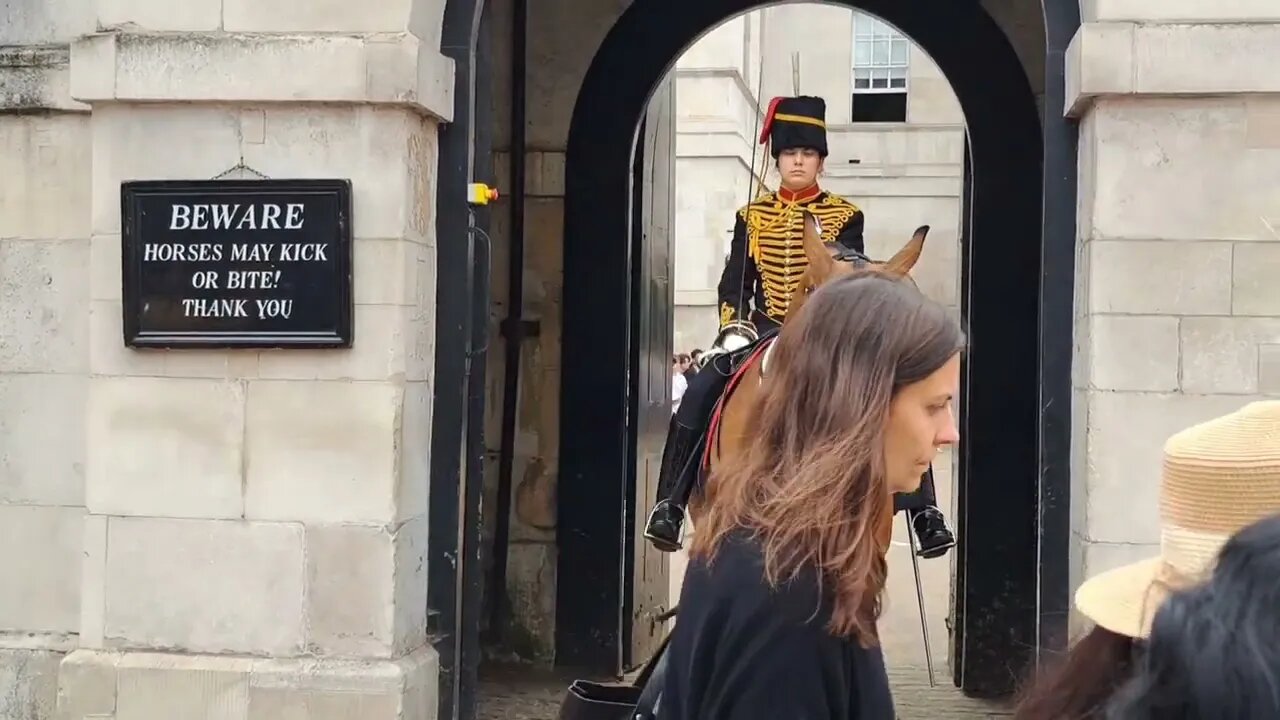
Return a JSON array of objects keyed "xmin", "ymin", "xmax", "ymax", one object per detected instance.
[{"xmin": 717, "ymin": 185, "xmax": 865, "ymax": 330}]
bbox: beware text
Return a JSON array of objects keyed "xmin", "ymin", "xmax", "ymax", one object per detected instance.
[{"xmin": 145, "ymin": 202, "xmax": 328, "ymax": 321}]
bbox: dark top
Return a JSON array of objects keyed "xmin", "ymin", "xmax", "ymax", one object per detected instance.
[{"xmin": 660, "ymin": 529, "xmax": 895, "ymax": 720}]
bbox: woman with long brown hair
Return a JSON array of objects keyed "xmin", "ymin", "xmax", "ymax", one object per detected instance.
[{"xmin": 660, "ymin": 271, "xmax": 965, "ymax": 719}]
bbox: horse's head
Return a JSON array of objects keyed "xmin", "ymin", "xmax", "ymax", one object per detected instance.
[{"xmin": 783, "ymin": 210, "xmax": 930, "ymax": 322}]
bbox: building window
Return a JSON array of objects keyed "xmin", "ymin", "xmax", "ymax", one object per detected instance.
[
  {"xmin": 851, "ymin": 11, "xmax": 908, "ymax": 123},
  {"xmin": 852, "ymin": 12, "xmax": 909, "ymax": 93}
]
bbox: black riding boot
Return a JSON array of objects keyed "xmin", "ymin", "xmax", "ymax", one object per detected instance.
[
  {"xmin": 643, "ymin": 420, "xmax": 704, "ymax": 553},
  {"xmin": 895, "ymin": 465, "xmax": 956, "ymax": 559},
  {"xmin": 910, "ymin": 506, "xmax": 955, "ymax": 559}
]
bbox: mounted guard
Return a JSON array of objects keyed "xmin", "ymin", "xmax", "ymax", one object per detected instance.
[{"xmin": 644, "ymin": 95, "xmax": 956, "ymax": 559}]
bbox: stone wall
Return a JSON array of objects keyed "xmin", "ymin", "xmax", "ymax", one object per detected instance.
[
  {"xmin": 482, "ymin": 0, "xmax": 634, "ymax": 661},
  {"xmin": 1067, "ymin": 10, "xmax": 1280, "ymax": 631},
  {"xmin": 0, "ymin": 0, "xmax": 453, "ymax": 715},
  {"xmin": 1, "ymin": 10, "xmax": 97, "ymax": 716}
]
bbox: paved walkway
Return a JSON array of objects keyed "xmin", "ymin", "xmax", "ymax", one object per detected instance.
[
  {"xmin": 477, "ymin": 663, "xmax": 1012, "ymax": 719},
  {"xmin": 476, "ymin": 450, "xmax": 1019, "ymax": 719}
]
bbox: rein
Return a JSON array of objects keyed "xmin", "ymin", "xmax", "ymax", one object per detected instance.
[
  {"xmin": 759, "ymin": 338, "xmax": 778, "ymax": 381},
  {"xmin": 702, "ymin": 339, "xmax": 775, "ymax": 470}
]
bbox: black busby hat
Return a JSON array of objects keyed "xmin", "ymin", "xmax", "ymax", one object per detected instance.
[{"xmin": 759, "ymin": 95, "xmax": 828, "ymax": 158}]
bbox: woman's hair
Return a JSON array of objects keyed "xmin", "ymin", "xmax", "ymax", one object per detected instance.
[
  {"xmin": 1104, "ymin": 514, "xmax": 1280, "ymax": 719},
  {"xmin": 1013, "ymin": 626, "xmax": 1141, "ymax": 720},
  {"xmin": 689, "ymin": 271, "xmax": 965, "ymax": 647}
]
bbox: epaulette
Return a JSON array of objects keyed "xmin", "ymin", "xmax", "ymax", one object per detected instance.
[
  {"xmin": 818, "ymin": 192, "xmax": 861, "ymax": 215},
  {"xmin": 736, "ymin": 191, "xmax": 778, "ymax": 221}
]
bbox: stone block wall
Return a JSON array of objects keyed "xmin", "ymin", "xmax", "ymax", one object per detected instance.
[
  {"xmin": 1, "ymin": 36, "xmax": 95, "ymax": 719},
  {"xmin": 68, "ymin": 97, "xmax": 439, "ymax": 720},
  {"xmin": 480, "ymin": 0, "xmax": 632, "ymax": 661},
  {"xmin": 1068, "ymin": 12, "xmax": 1280, "ymax": 630},
  {"xmin": 0, "ymin": 0, "xmax": 452, "ymax": 715}
]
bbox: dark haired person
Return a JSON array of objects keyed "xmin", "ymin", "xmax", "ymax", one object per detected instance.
[
  {"xmin": 1107, "ymin": 513, "xmax": 1280, "ymax": 719},
  {"xmin": 683, "ymin": 349, "xmax": 702, "ymax": 383},
  {"xmin": 661, "ymin": 272, "xmax": 965, "ymax": 719},
  {"xmin": 1015, "ymin": 401, "xmax": 1280, "ymax": 720}
]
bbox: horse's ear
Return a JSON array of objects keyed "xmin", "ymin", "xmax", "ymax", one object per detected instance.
[
  {"xmin": 784, "ymin": 273, "xmax": 813, "ymax": 324},
  {"xmin": 882, "ymin": 224, "xmax": 929, "ymax": 276},
  {"xmin": 801, "ymin": 211, "xmax": 835, "ymax": 278}
]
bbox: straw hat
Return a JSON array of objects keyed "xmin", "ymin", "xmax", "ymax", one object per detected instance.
[{"xmin": 1073, "ymin": 400, "xmax": 1280, "ymax": 638}]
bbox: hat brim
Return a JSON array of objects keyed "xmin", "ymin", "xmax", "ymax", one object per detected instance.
[{"xmin": 1073, "ymin": 556, "xmax": 1169, "ymax": 639}]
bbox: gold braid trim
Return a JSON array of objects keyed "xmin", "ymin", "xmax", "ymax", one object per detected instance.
[
  {"xmin": 719, "ymin": 302, "xmax": 736, "ymax": 328},
  {"xmin": 739, "ymin": 193, "xmax": 863, "ymax": 320},
  {"xmin": 747, "ymin": 200, "xmax": 800, "ymax": 266},
  {"xmin": 741, "ymin": 193, "xmax": 860, "ymax": 266}
]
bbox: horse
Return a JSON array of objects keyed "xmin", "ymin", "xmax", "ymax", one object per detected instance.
[{"xmin": 687, "ymin": 210, "xmax": 929, "ymax": 553}]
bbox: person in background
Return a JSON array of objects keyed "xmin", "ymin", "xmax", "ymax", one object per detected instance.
[
  {"xmin": 1100, "ymin": 404, "xmax": 1280, "ymax": 719},
  {"xmin": 671, "ymin": 354, "xmax": 689, "ymax": 415},
  {"xmin": 1014, "ymin": 401, "xmax": 1280, "ymax": 720},
  {"xmin": 1013, "ymin": 626, "xmax": 1140, "ymax": 720},
  {"xmin": 1106, "ymin": 512, "xmax": 1280, "ymax": 718},
  {"xmin": 661, "ymin": 272, "xmax": 965, "ymax": 719},
  {"xmin": 683, "ymin": 349, "xmax": 701, "ymax": 383}
]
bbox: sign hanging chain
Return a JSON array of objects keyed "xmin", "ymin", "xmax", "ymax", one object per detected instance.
[{"xmin": 210, "ymin": 161, "xmax": 271, "ymax": 181}]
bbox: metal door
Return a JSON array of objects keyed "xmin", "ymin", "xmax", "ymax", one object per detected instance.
[{"xmin": 623, "ymin": 75, "xmax": 676, "ymax": 668}]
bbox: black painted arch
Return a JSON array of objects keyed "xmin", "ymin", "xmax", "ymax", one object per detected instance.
[{"xmin": 557, "ymin": 0, "xmax": 1077, "ymax": 698}]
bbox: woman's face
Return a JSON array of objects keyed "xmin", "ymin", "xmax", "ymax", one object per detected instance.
[
  {"xmin": 882, "ymin": 352, "xmax": 961, "ymax": 494},
  {"xmin": 777, "ymin": 147, "xmax": 823, "ymax": 190}
]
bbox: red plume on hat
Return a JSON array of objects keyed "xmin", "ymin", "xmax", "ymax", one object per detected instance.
[{"xmin": 759, "ymin": 96, "xmax": 784, "ymax": 145}]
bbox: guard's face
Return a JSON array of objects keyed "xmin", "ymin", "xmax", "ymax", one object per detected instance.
[
  {"xmin": 882, "ymin": 352, "xmax": 961, "ymax": 494},
  {"xmin": 777, "ymin": 147, "xmax": 823, "ymax": 190}
]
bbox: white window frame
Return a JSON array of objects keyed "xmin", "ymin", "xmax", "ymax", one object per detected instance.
[{"xmin": 851, "ymin": 11, "xmax": 909, "ymax": 95}]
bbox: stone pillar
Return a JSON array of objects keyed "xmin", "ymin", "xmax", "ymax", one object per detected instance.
[
  {"xmin": 1067, "ymin": 4, "xmax": 1280, "ymax": 631},
  {"xmin": 0, "ymin": 3, "xmax": 96, "ymax": 715},
  {"xmin": 40, "ymin": 0, "xmax": 452, "ymax": 715}
]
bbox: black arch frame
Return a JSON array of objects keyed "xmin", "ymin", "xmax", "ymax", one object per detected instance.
[
  {"xmin": 555, "ymin": 0, "xmax": 1080, "ymax": 698},
  {"xmin": 430, "ymin": 1, "xmax": 491, "ymax": 719}
]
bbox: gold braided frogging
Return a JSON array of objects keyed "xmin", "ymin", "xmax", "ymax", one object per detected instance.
[{"xmin": 736, "ymin": 195, "xmax": 860, "ymax": 321}]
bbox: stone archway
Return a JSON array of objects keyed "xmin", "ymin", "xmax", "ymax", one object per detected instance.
[{"xmin": 553, "ymin": 0, "xmax": 1080, "ymax": 698}]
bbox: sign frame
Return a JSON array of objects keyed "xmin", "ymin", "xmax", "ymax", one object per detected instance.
[{"xmin": 120, "ymin": 179, "xmax": 354, "ymax": 349}]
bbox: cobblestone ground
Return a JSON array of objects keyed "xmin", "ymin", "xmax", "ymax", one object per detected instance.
[{"xmin": 477, "ymin": 663, "xmax": 1013, "ymax": 719}]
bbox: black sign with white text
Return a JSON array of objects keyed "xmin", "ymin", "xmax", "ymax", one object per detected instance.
[{"xmin": 121, "ymin": 179, "xmax": 353, "ymax": 348}]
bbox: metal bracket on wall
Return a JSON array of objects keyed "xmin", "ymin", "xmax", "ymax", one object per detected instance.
[
  {"xmin": 499, "ymin": 318, "xmax": 540, "ymax": 340},
  {"xmin": 467, "ymin": 183, "xmax": 501, "ymax": 206}
]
